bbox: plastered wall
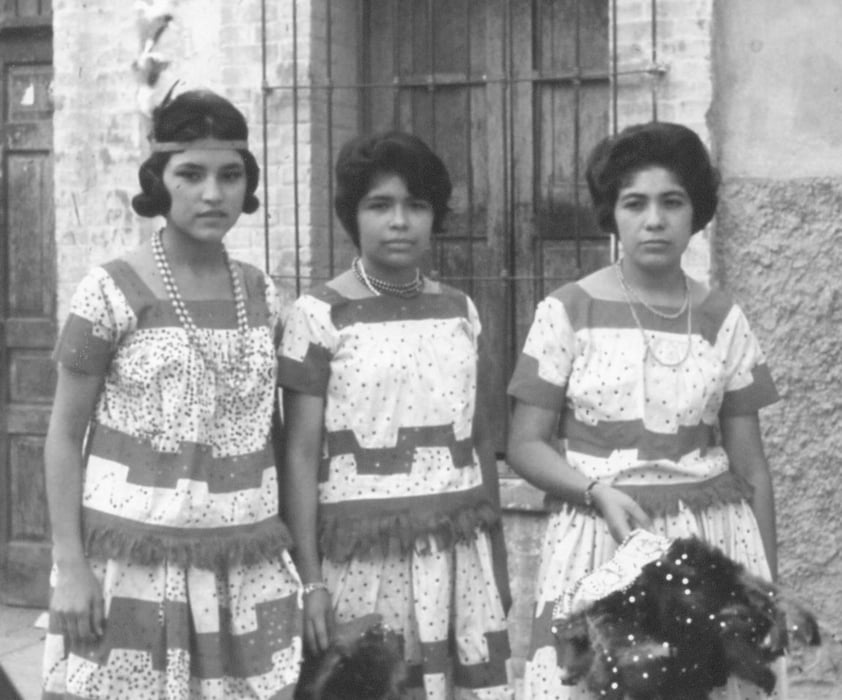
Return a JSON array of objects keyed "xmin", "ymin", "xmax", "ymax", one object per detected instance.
[{"xmin": 712, "ymin": 0, "xmax": 842, "ymax": 695}]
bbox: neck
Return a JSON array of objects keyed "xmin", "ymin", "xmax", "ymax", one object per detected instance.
[
  {"xmin": 619, "ymin": 258, "xmax": 685, "ymax": 295},
  {"xmin": 160, "ymin": 226, "xmax": 226, "ymax": 271},
  {"xmin": 358, "ymin": 257, "xmax": 419, "ymax": 286}
]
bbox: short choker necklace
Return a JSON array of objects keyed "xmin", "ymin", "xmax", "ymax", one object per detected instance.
[
  {"xmin": 352, "ymin": 256, "xmax": 424, "ymax": 299},
  {"xmin": 152, "ymin": 229, "xmax": 250, "ymax": 388},
  {"xmin": 615, "ymin": 261, "xmax": 693, "ymax": 367}
]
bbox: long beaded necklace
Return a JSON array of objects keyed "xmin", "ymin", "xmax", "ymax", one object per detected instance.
[
  {"xmin": 352, "ymin": 256, "xmax": 425, "ymax": 298},
  {"xmin": 615, "ymin": 261, "xmax": 693, "ymax": 368},
  {"xmin": 152, "ymin": 228, "xmax": 250, "ymax": 389}
]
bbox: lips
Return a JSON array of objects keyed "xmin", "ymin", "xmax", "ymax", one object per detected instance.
[{"xmin": 197, "ymin": 210, "xmax": 227, "ymax": 218}]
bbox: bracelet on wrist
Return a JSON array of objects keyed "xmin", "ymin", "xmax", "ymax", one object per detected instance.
[
  {"xmin": 301, "ymin": 581, "xmax": 329, "ymax": 596},
  {"xmin": 583, "ymin": 479, "xmax": 601, "ymax": 508}
]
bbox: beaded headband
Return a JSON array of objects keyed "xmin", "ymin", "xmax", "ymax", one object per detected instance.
[{"xmin": 150, "ymin": 137, "xmax": 249, "ymax": 152}]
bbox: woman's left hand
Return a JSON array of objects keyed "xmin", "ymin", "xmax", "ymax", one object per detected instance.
[{"xmin": 591, "ymin": 483, "xmax": 652, "ymax": 543}]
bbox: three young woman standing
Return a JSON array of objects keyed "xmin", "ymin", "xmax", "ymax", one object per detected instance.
[{"xmin": 43, "ymin": 86, "xmax": 781, "ymax": 700}]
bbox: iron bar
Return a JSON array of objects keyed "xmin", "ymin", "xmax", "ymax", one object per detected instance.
[
  {"xmin": 464, "ymin": 0, "xmax": 474, "ymax": 297},
  {"xmin": 651, "ymin": 0, "xmax": 658, "ymax": 120},
  {"xmin": 427, "ymin": 0, "xmax": 437, "ymax": 151},
  {"xmin": 260, "ymin": 0, "xmax": 270, "ymax": 272},
  {"xmin": 292, "ymin": 0, "xmax": 301, "ymax": 296},
  {"xmin": 573, "ymin": 0, "xmax": 583, "ymax": 275},
  {"xmin": 611, "ymin": 0, "xmax": 618, "ymax": 134},
  {"xmin": 391, "ymin": 0, "xmax": 399, "ymax": 130},
  {"xmin": 260, "ymin": 66, "xmax": 667, "ymax": 93},
  {"xmin": 325, "ymin": 0, "xmax": 335, "ymax": 277}
]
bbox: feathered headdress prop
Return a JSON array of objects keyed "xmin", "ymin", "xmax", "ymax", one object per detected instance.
[
  {"xmin": 552, "ymin": 530, "xmax": 821, "ymax": 699},
  {"xmin": 294, "ymin": 613, "xmax": 408, "ymax": 700}
]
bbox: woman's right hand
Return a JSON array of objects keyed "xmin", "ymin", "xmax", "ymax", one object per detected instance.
[
  {"xmin": 591, "ymin": 483, "xmax": 652, "ymax": 543},
  {"xmin": 50, "ymin": 558, "xmax": 104, "ymax": 650},
  {"xmin": 302, "ymin": 588, "xmax": 335, "ymax": 655}
]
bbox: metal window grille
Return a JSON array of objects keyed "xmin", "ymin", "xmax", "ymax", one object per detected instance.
[{"xmin": 260, "ymin": 0, "xmax": 665, "ymax": 449}]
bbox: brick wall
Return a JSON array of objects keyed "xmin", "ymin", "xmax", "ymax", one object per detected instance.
[
  {"xmin": 612, "ymin": 0, "xmax": 714, "ymax": 283},
  {"xmin": 53, "ymin": 0, "xmax": 146, "ymax": 320},
  {"xmin": 52, "ymin": 0, "xmax": 322, "ymax": 316}
]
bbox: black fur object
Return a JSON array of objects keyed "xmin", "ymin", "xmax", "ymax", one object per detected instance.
[
  {"xmin": 553, "ymin": 536, "xmax": 821, "ymax": 699},
  {"xmin": 294, "ymin": 614, "xmax": 408, "ymax": 700}
]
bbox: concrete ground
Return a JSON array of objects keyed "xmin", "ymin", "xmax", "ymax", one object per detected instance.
[{"xmin": 0, "ymin": 604, "xmax": 45, "ymax": 700}]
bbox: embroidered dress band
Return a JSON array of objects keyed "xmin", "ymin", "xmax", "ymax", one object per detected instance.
[{"xmin": 544, "ymin": 471, "xmax": 753, "ymax": 517}]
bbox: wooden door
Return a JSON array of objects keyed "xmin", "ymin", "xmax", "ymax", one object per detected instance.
[
  {"xmin": 358, "ymin": 0, "xmax": 612, "ymax": 453},
  {"xmin": 0, "ymin": 24, "xmax": 55, "ymax": 607}
]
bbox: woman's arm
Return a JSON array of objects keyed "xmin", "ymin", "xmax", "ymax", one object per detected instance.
[
  {"xmin": 507, "ymin": 401, "xmax": 651, "ymax": 543},
  {"xmin": 44, "ymin": 365, "xmax": 105, "ymax": 648},
  {"xmin": 720, "ymin": 412, "xmax": 778, "ymax": 579},
  {"xmin": 282, "ymin": 388, "xmax": 334, "ymax": 654}
]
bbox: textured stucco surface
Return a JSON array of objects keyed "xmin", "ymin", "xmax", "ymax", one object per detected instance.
[{"xmin": 714, "ymin": 178, "xmax": 842, "ymax": 694}]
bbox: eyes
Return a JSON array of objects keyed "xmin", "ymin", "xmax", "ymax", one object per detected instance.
[
  {"xmin": 362, "ymin": 197, "xmax": 432, "ymax": 213},
  {"xmin": 173, "ymin": 167, "xmax": 245, "ymax": 184},
  {"xmin": 618, "ymin": 194, "xmax": 689, "ymax": 211}
]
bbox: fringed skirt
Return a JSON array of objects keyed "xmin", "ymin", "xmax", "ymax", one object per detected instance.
[
  {"xmin": 323, "ymin": 528, "xmax": 513, "ymax": 700},
  {"xmin": 41, "ymin": 552, "xmax": 302, "ymax": 700},
  {"xmin": 521, "ymin": 498, "xmax": 787, "ymax": 700}
]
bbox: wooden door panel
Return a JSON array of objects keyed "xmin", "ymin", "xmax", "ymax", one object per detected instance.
[
  {"xmin": 358, "ymin": 0, "xmax": 611, "ymax": 453},
  {"xmin": 1, "ymin": 37, "xmax": 54, "ymax": 606}
]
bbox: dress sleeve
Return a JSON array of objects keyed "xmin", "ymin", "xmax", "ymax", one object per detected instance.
[
  {"xmin": 718, "ymin": 304, "xmax": 780, "ymax": 415},
  {"xmin": 52, "ymin": 267, "xmax": 121, "ymax": 375},
  {"xmin": 507, "ymin": 294, "xmax": 575, "ymax": 411},
  {"xmin": 277, "ymin": 295, "xmax": 334, "ymax": 397}
]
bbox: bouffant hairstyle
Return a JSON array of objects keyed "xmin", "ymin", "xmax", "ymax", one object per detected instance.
[
  {"xmin": 585, "ymin": 122, "xmax": 719, "ymax": 234},
  {"xmin": 131, "ymin": 89, "xmax": 260, "ymax": 218},
  {"xmin": 333, "ymin": 131, "xmax": 452, "ymax": 247}
]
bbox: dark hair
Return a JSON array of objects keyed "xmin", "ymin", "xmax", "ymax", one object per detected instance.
[
  {"xmin": 333, "ymin": 131, "xmax": 452, "ymax": 247},
  {"xmin": 585, "ymin": 122, "xmax": 719, "ymax": 234},
  {"xmin": 132, "ymin": 89, "xmax": 260, "ymax": 217}
]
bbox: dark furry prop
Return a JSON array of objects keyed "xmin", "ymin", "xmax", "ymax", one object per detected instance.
[
  {"xmin": 294, "ymin": 614, "xmax": 408, "ymax": 700},
  {"xmin": 552, "ymin": 532, "xmax": 821, "ymax": 700}
]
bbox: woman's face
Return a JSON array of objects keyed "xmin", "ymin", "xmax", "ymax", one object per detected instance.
[
  {"xmin": 162, "ymin": 145, "xmax": 247, "ymax": 244},
  {"xmin": 614, "ymin": 166, "xmax": 694, "ymax": 275},
  {"xmin": 356, "ymin": 171, "xmax": 434, "ymax": 281}
]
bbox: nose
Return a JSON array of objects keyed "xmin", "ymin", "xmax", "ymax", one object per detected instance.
[
  {"xmin": 390, "ymin": 204, "xmax": 408, "ymax": 228},
  {"xmin": 202, "ymin": 176, "xmax": 223, "ymax": 202},
  {"xmin": 644, "ymin": 202, "xmax": 665, "ymax": 228}
]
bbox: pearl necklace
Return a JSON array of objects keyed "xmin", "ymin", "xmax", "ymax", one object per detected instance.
[
  {"xmin": 152, "ymin": 229, "xmax": 250, "ymax": 389},
  {"xmin": 615, "ymin": 262, "xmax": 693, "ymax": 368},
  {"xmin": 352, "ymin": 256, "xmax": 424, "ymax": 298}
]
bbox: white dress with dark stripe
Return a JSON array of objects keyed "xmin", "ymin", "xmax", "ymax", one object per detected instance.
[
  {"xmin": 42, "ymin": 259, "xmax": 302, "ymax": 700},
  {"xmin": 508, "ymin": 282, "xmax": 785, "ymax": 700},
  {"xmin": 278, "ymin": 282, "xmax": 512, "ymax": 700}
]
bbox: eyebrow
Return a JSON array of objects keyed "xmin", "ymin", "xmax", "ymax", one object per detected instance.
[
  {"xmin": 618, "ymin": 188, "xmax": 688, "ymax": 199},
  {"xmin": 173, "ymin": 161, "xmax": 245, "ymax": 170}
]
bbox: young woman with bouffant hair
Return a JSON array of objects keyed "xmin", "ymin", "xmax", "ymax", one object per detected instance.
[{"xmin": 508, "ymin": 121, "xmax": 783, "ymax": 699}]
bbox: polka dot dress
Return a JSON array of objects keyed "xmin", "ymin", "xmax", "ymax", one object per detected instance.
[
  {"xmin": 42, "ymin": 257, "xmax": 302, "ymax": 699},
  {"xmin": 279, "ymin": 282, "xmax": 513, "ymax": 699},
  {"xmin": 508, "ymin": 283, "xmax": 784, "ymax": 700}
]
